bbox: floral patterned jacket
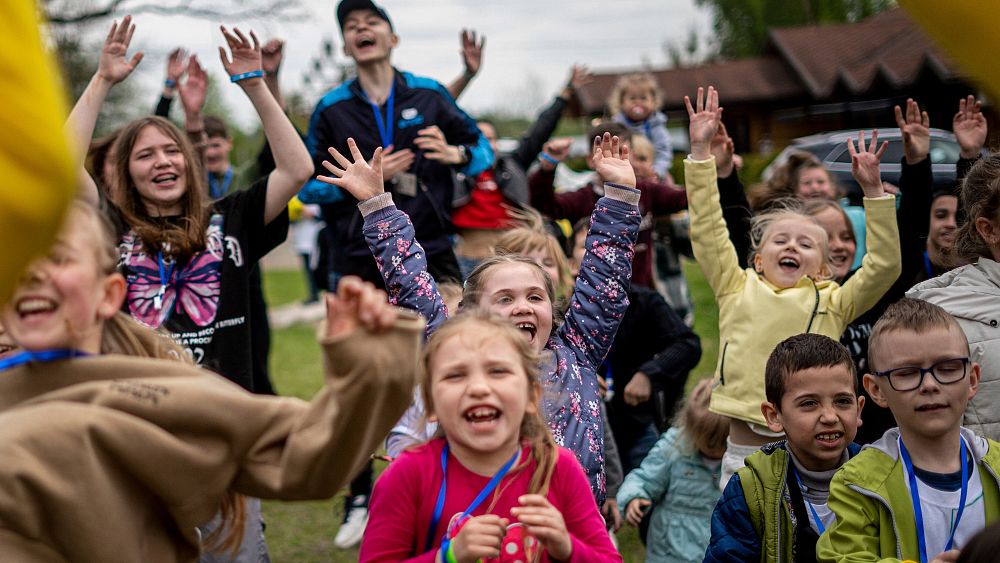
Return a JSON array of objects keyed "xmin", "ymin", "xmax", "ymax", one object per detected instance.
[{"xmin": 357, "ymin": 185, "xmax": 640, "ymax": 502}]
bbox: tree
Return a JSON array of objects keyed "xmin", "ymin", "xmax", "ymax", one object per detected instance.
[
  {"xmin": 695, "ymin": 0, "xmax": 895, "ymax": 58},
  {"xmin": 40, "ymin": 0, "xmax": 305, "ymax": 25}
]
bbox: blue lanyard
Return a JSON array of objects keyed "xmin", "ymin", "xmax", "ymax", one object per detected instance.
[
  {"xmin": 790, "ymin": 465, "xmax": 828, "ymax": 535},
  {"xmin": 899, "ymin": 436, "xmax": 970, "ymax": 563},
  {"xmin": 208, "ymin": 168, "xmax": 233, "ymax": 200},
  {"xmin": 362, "ymin": 84, "xmax": 395, "ymax": 149},
  {"xmin": 425, "ymin": 443, "xmax": 520, "ymax": 552},
  {"xmin": 155, "ymin": 251, "xmax": 176, "ymax": 311},
  {"xmin": 924, "ymin": 250, "xmax": 934, "ymax": 279},
  {"xmin": 0, "ymin": 349, "xmax": 90, "ymax": 371}
]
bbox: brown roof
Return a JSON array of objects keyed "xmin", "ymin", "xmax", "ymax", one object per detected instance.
[{"xmin": 575, "ymin": 8, "xmax": 963, "ymax": 115}]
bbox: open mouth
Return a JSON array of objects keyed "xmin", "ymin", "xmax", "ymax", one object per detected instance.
[
  {"xmin": 815, "ymin": 431, "xmax": 843, "ymax": 444},
  {"xmin": 355, "ymin": 37, "xmax": 376, "ymax": 49},
  {"xmin": 515, "ymin": 322, "xmax": 537, "ymax": 341},
  {"xmin": 0, "ymin": 343, "xmax": 17, "ymax": 358},
  {"xmin": 152, "ymin": 173, "xmax": 178, "ymax": 186},
  {"xmin": 15, "ymin": 297, "xmax": 57, "ymax": 320},
  {"xmin": 463, "ymin": 406, "xmax": 501, "ymax": 425},
  {"xmin": 831, "ymin": 253, "xmax": 849, "ymax": 267},
  {"xmin": 778, "ymin": 257, "xmax": 800, "ymax": 272}
]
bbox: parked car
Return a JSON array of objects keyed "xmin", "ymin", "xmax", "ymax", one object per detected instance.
[{"xmin": 762, "ymin": 128, "xmax": 962, "ymax": 203}]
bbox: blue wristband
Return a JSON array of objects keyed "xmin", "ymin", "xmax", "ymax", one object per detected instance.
[
  {"xmin": 164, "ymin": 79, "xmax": 177, "ymax": 88},
  {"xmin": 229, "ymin": 70, "xmax": 265, "ymax": 83},
  {"xmin": 539, "ymin": 152, "xmax": 559, "ymax": 165}
]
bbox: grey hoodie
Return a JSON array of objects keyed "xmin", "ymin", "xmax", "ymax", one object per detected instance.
[{"xmin": 908, "ymin": 258, "xmax": 1000, "ymax": 440}]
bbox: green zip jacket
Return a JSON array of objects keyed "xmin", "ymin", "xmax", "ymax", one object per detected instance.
[{"xmin": 816, "ymin": 427, "xmax": 1000, "ymax": 562}]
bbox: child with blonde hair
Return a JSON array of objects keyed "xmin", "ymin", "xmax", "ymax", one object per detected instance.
[
  {"xmin": 609, "ymin": 73, "xmax": 672, "ymax": 180},
  {"xmin": 683, "ymin": 86, "xmax": 901, "ymax": 489},
  {"xmin": 361, "ymin": 311, "xmax": 620, "ymax": 561},
  {"xmin": 617, "ymin": 379, "xmax": 728, "ymax": 562}
]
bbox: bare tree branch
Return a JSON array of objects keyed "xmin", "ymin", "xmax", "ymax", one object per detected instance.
[{"xmin": 44, "ymin": 0, "xmax": 306, "ymax": 25}]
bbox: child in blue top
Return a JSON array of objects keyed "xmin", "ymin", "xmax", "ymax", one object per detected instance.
[
  {"xmin": 608, "ymin": 72, "xmax": 673, "ymax": 180},
  {"xmin": 314, "ymin": 134, "xmax": 640, "ymax": 503}
]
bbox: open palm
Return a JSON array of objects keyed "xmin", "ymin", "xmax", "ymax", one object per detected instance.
[
  {"xmin": 218, "ymin": 26, "xmax": 262, "ymax": 77},
  {"xmin": 318, "ymin": 138, "xmax": 385, "ymax": 201},
  {"xmin": 592, "ymin": 133, "xmax": 636, "ymax": 187},
  {"xmin": 98, "ymin": 15, "xmax": 143, "ymax": 85}
]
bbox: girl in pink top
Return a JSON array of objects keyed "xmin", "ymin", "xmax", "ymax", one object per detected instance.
[{"xmin": 359, "ymin": 311, "xmax": 621, "ymax": 562}]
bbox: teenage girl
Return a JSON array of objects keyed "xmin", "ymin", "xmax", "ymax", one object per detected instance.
[
  {"xmin": 0, "ymin": 201, "xmax": 421, "ymax": 560},
  {"xmin": 683, "ymin": 86, "xmax": 901, "ymax": 489},
  {"xmin": 316, "ymin": 133, "xmax": 640, "ymax": 502},
  {"xmin": 359, "ymin": 311, "xmax": 621, "ymax": 562},
  {"xmin": 67, "ymin": 17, "xmax": 312, "ymax": 391}
]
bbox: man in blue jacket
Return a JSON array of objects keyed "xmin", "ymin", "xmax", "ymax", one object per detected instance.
[{"xmin": 300, "ymin": 0, "xmax": 492, "ymax": 285}]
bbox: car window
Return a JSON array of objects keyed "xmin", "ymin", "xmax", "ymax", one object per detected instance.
[
  {"xmin": 832, "ymin": 139, "xmax": 904, "ymax": 164},
  {"xmin": 929, "ymin": 140, "xmax": 961, "ymax": 164}
]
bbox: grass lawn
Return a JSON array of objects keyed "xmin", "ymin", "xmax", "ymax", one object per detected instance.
[{"xmin": 261, "ymin": 259, "xmax": 720, "ymax": 562}]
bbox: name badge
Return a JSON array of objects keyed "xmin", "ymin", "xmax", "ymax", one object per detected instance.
[{"xmin": 394, "ymin": 172, "xmax": 418, "ymax": 197}]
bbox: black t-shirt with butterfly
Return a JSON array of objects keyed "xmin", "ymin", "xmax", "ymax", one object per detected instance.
[{"xmin": 106, "ymin": 177, "xmax": 289, "ymax": 391}]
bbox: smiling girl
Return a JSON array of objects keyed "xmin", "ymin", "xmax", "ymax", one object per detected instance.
[
  {"xmin": 359, "ymin": 311, "xmax": 621, "ymax": 562},
  {"xmin": 67, "ymin": 17, "xmax": 312, "ymax": 391},
  {"xmin": 683, "ymin": 86, "xmax": 901, "ymax": 489},
  {"xmin": 318, "ymin": 133, "xmax": 640, "ymax": 503}
]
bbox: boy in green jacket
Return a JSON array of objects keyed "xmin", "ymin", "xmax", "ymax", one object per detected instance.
[{"xmin": 818, "ymin": 298, "xmax": 1000, "ymax": 563}]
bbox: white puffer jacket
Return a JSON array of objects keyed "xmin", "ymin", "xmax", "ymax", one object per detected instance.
[{"xmin": 908, "ymin": 258, "xmax": 1000, "ymax": 440}]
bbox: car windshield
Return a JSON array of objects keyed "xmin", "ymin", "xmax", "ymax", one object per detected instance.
[{"xmin": 929, "ymin": 140, "xmax": 961, "ymax": 164}]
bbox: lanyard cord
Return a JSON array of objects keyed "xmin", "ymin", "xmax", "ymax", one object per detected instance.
[
  {"xmin": 362, "ymin": 84, "xmax": 395, "ymax": 149},
  {"xmin": 208, "ymin": 168, "xmax": 233, "ymax": 200},
  {"xmin": 0, "ymin": 349, "xmax": 90, "ymax": 371},
  {"xmin": 899, "ymin": 436, "xmax": 970, "ymax": 563},
  {"xmin": 790, "ymin": 464, "xmax": 828, "ymax": 535}
]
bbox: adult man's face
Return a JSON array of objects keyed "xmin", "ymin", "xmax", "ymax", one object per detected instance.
[{"xmin": 341, "ymin": 9, "xmax": 398, "ymax": 64}]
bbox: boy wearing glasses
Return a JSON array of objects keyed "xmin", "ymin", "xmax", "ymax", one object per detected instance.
[{"xmin": 817, "ymin": 298, "xmax": 1000, "ymax": 563}]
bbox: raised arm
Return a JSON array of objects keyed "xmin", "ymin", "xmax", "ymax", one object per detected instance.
[
  {"xmin": 218, "ymin": 26, "xmax": 312, "ymax": 224},
  {"xmin": 66, "ymin": 16, "xmax": 143, "ymax": 205},
  {"xmin": 177, "ymin": 55, "xmax": 208, "ymax": 162},
  {"xmin": 317, "ymin": 138, "xmax": 449, "ymax": 337},
  {"xmin": 510, "ymin": 65, "xmax": 592, "ymax": 170},
  {"xmin": 894, "ymin": 99, "xmax": 934, "ymax": 284},
  {"xmin": 683, "ymin": 86, "xmax": 746, "ymax": 298},
  {"xmin": 954, "ymin": 94, "xmax": 987, "ymax": 182},
  {"xmin": 834, "ymin": 131, "xmax": 901, "ymax": 321},
  {"xmin": 560, "ymin": 133, "xmax": 641, "ymax": 369},
  {"xmin": 446, "ymin": 29, "xmax": 483, "ymax": 100},
  {"xmin": 714, "ymin": 122, "xmax": 754, "ymax": 268},
  {"xmin": 154, "ymin": 47, "xmax": 186, "ymax": 118}
]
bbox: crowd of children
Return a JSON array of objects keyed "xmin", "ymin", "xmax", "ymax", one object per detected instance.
[{"xmin": 6, "ymin": 0, "xmax": 1000, "ymax": 561}]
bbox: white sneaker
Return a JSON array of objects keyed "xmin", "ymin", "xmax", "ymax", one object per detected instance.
[{"xmin": 333, "ymin": 496, "xmax": 369, "ymax": 549}]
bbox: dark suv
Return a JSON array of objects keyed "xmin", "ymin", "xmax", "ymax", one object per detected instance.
[{"xmin": 762, "ymin": 128, "xmax": 962, "ymax": 203}]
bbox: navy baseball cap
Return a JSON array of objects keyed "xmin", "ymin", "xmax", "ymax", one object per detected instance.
[{"xmin": 337, "ymin": 0, "xmax": 393, "ymax": 32}]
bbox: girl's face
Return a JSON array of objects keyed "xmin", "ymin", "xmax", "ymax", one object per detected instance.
[
  {"xmin": 429, "ymin": 332, "xmax": 537, "ymax": 470},
  {"xmin": 0, "ymin": 214, "xmax": 124, "ymax": 354},
  {"xmin": 622, "ymin": 86, "xmax": 656, "ymax": 121},
  {"xmin": 795, "ymin": 167, "xmax": 836, "ymax": 200},
  {"xmin": 129, "ymin": 125, "xmax": 188, "ymax": 216},
  {"xmin": 476, "ymin": 263, "xmax": 554, "ymax": 352},
  {"xmin": 754, "ymin": 217, "xmax": 829, "ymax": 288},
  {"xmin": 523, "ymin": 247, "xmax": 561, "ymax": 295},
  {"xmin": 812, "ymin": 207, "xmax": 856, "ymax": 281},
  {"xmin": 929, "ymin": 195, "xmax": 958, "ymax": 253}
]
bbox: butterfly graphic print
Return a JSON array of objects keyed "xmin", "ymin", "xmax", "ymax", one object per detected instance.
[{"xmin": 120, "ymin": 215, "xmax": 225, "ymax": 329}]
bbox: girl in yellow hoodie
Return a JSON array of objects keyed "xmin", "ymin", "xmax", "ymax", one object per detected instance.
[{"xmin": 683, "ymin": 87, "xmax": 901, "ymax": 490}]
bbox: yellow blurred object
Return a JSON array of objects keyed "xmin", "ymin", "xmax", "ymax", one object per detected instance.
[
  {"xmin": 901, "ymin": 0, "xmax": 1000, "ymax": 97},
  {"xmin": 288, "ymin": 196, "xmax": 304, "ymax": 222},
  {"xmin": 0, "ymin": 2, "xmax": 75, "ymax": 305}
]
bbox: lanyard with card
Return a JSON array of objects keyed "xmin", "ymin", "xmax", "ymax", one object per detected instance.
[{"xmin": 899, "ymin": 436, "xmax": 970, "ymax": 563}]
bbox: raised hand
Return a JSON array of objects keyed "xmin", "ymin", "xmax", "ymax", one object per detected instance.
[
  {"xmin": 218, "ymin": 26, "xmax": 263, "ymax": 83},
  {"xmin": 894, "ymin": 98, "xmax": 930, "ymax": 164},
  {"xmin": 165, "ymin": 47, "xmax": 187, "ymax": 83},
  {"xmin": 324, "ymin": 276, "xmax": 398, "ymax": 338},
  {"xmin": 178, "ymin": 55, "xmax": 208, "ymax": 118},
  {"xmin": 414, "ymin": 125, "xmax": 464, "ymax": 165},
  {"xmin": 592, "ymin": 132, "xmax": 636, "ymax": 187},
  {"xmin": 511, "ymin": 494, "xmax": 573, "ymax": 561},
  {"xmin": 318, "ymin": 138, "xmax": 385, "ymax": 201},
  {"xmin": 847, "ymin": 130, "xmax": 888, "ymax": 198},
  {"xmin": 460, "ymin": 29, "xmax": 484, "ymax": 77},
  {"xmin": 710, "ymin": 121, "xmax": 735, "ymax": 177},
  {"xmin": 379, "ymin": 145, "xmax": 415, "ymax": 180},
  {"xmin": 685, "ymin": 86, "xmax": 723, "ymax": 160},
  {"xmin": 450, "ymin": 514, "xmax": 508, "ymax": 563},
  {"xmin": 261, "ymin": 39, "xmax": 285, "ymax": 75},
  {"xmin": 538, "ymin": 137, "xmax": 572, "ymax": 171},
  {"xmin": 568, "ymin": 64, "xmax": 593, "ymax": 90},
  {"xmin": 954, "ymin": 95, "xmax": 987, "ymax": 159},
  {"xmin": 97, "ymin": 15, "xmax": 144, "ymax": 85}
]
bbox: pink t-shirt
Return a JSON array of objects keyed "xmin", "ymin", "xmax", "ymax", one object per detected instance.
[{"xmin": 359, "ymin": 438, "xmax": 621, "ymax": 562}]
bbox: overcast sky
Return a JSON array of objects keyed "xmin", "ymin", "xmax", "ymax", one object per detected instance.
[{"xmin": 101, "ymin": 0, "xmax": 712, "ymax": 128}]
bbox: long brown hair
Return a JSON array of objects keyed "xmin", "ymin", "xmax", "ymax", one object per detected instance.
[
  {"xmin": 109, "ymin": 116, "xmax": 211, "ymax": 261},
  {"xmin": 71, "ymin": 201, "xmax": 246, "ymax": 555},
  {"xmin": 421, "ymin": 311, "xmax": 559, "ymax": 498},
  {"xmin": 956, "ymin": 154, "xmax": 1000, "ymax": 262}
]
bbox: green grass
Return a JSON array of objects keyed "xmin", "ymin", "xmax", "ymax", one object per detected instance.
[{"xmin": 260, "ymin": 262, "xmax": 722, "ymax": 562}]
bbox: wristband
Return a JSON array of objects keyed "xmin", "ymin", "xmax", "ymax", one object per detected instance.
[
  {"xmin": 164, "ymin": 79, "xmax": 177, "ymax": 88},
  {"xmin": 444, "ymin": 542, "xmax": 459, "ymax": 563},
  {"xmin": 539, "ymin": 152, "xmax": 560, "ymax": 166},
  {"xmin": 229, "ymin": 70, "xmax": 265, "ymax": 83}
]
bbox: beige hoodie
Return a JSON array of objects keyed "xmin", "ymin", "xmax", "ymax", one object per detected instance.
[{"xmin": 0, "ymin": 312, "xmax": 423, "ymax": 562}]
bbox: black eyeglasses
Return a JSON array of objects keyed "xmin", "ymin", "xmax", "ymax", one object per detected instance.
[{"xmin": 873, "ymin": 357, "xmax": 970, "ymax": 392}]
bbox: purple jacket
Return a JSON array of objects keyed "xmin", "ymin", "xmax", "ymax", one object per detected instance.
[{"xmin": 358, "ymin": 185, "xmax": 640, "ymax": 502}]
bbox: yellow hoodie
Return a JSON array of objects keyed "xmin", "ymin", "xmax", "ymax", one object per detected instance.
[
  {"xmin": 0, "ymin": 2, "xmax": 75, "ymax": 304},
  {"xmin": 685, "ymin": 157, "xmax": 900, "ymax": 426}
]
